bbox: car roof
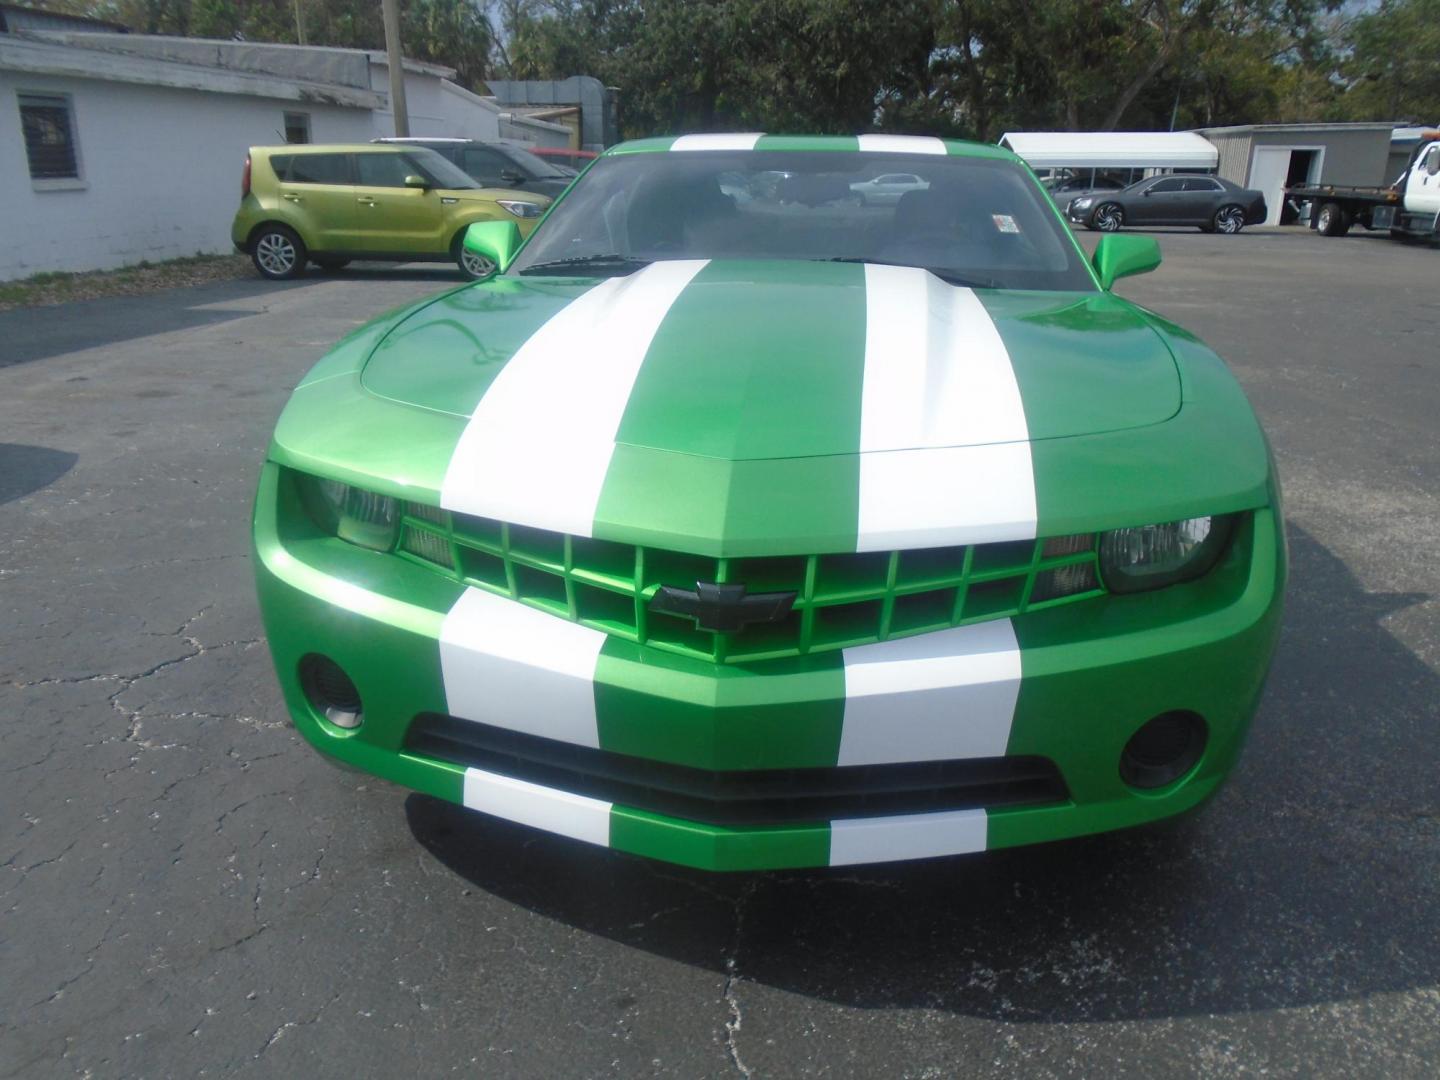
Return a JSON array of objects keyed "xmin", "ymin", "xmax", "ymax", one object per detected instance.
[
  {"xmin": 372, "ymin": 137, "xmax": 532, "ymax": 150},
  {"xmin": 250, "ymin": 144, "xmax": 438, "ymax": 154},
  {"xmin": 605, "ymin": 133, "xmax": 1019, "ymax": 164}
]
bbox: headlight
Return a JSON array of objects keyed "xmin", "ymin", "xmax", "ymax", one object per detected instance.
[
  {"xmin": 1072, "ymin": 197, "xmax": 1094, "ymax": 210},
  {"xmin": 1099, "ymin": 515, "xmax": 1235, "ymax": 594},
  {"xmin": 497, "ymin": 200, "xmax": 544, "ymax": 219},
  {"xmin": 298, "ymin": 475, "xmax": 398, "ymax": 552}
]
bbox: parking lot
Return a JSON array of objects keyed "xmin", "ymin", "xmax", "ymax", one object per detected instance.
[{"xmin": 2, "ymin": 229, "xmax": 1437, "ymax": 1078}]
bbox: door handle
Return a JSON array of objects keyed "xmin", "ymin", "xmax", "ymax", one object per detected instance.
[
  {"xmin": 357, "ymin": 197, "xmax": 377, "ymax": 205},
  {"xmin": 283, "ymin": 193, "xmax": 303, "ymax": 202}
]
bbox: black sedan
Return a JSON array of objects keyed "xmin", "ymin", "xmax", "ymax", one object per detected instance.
[{"xmin": 1067, "ymin": 175, "xmax": 1267, "ymax": 234}]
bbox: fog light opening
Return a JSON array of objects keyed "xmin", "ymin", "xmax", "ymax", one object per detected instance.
[
  {"xmin": 1120, "ymin": 710, "xmax": 1206, "ymax": 790},
  {"xmin": 300, "ymin": 654, "xmax": 364, "ymax": 730}
]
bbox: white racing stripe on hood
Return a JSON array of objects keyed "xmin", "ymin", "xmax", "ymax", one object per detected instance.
[
  {"xmin": 671, "ymin": 133, "xmax": 764, "ymax": 151},
  {"xmin": 440, "ymin": 259, "xmax": 708, "ymax": 535},
  {"xmin": 857, "ymin": 263, "xmax": 1036, "ymax": 551},
  {"xmin": 856, "ymin": 134, "xmax": 948, "ymax": 155}
]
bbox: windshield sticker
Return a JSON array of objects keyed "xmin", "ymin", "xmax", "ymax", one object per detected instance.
[{"xmin": 992, "ymin": 214, "xmax": 1021, "ymax": 234}]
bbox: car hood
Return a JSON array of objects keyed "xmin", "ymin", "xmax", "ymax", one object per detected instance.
[{"xmin": 361, "ymin": 258, "xmax": 1180, "ymax": 460}]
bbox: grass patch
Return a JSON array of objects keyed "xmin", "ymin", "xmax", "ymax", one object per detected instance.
[{"xmin": 0, "ymin": 253, "xmax": 252, "ymax": 311}]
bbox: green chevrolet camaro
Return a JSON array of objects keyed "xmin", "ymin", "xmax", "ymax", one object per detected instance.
[{"xmin": 254, "ymin": 133, "xmax": 1285, "ymax": 871}]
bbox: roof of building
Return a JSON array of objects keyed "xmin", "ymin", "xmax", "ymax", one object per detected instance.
[
  {"xmin": 0, "ymin": 32, "xmax": 388, "ymax": 108},
  {"xmin": 0, "ymin": 3, "xmax": 128, "ymax": 34},
  {"xmin": 998, "ymin": 131, "xmax": 1218, "ymax": 169},
  {"xmin": 1392, "ymin": 126, "xmax": 1440, "ymax": 145},
  {"xmin": 1194, "ymin": 121, "xmax": 1401, "ymax": 137}
]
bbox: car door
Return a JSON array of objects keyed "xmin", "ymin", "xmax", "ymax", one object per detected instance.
[
  {"xmin": 273, "ymin": 152, "xmax": 356, "ymax": 251},
  {"xmin": 351, "ymin": 151, "xmax": 446, "ymax": 254},
  {"xmin": 1180, "ymin": 177, "xmax": 1225, "ymax": 223},
  {"xmin": 1130, "ymin": 177, "xmax": 1188, "ymax": 224},
  {"xmin": 1405, "ymin": 143, "xmax": 1440, "ymax": 216},
  {"xmin": 461, "ymin": 145, "xmax": 524, "ymax": 189}
]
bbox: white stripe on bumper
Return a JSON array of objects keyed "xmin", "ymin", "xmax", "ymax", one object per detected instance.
[
  {"xmin": 440, "ymin": 259, "xmax": 708, "ymax": 536},
  {"xmin": 440, "ymin": 587, "xmax": 605, "ymax": 748},
  {"xmin": 837, "ymin": 620, "xmax": 1022, "ymax": 766},
  {"xmin": 856, "ymin": 134, "xmax": 948, "ymax": 155},
  {"xmin": 857, "ymin": 264, "xmax": 1036, "ymax": 550},
  {"xmin": 463, "ymin": 767, "xmax": 612, "ymax": 847},
  {"xmin": 671, "ymin": 133, "xmax": 764, "ymax": 151},
  {"xmin": 829, "ymin": 808, "xmax": 987, "ymax": 865}
]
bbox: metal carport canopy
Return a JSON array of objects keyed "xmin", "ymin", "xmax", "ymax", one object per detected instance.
[{"xmin": 999, "ymin": 131, "xmax": 1219, "ymax": 170}]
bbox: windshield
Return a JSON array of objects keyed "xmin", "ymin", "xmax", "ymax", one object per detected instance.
[
  {"xmin": 405, "ymin": 147, "xmax": 480, "ymax": 190},
  {"xmin": 501, "ymin": 143, "xmax": 571, "ymax": 180},
  {"xmin": 510, "ymin": 150, "xmax": 1095, "ymax": 291}
]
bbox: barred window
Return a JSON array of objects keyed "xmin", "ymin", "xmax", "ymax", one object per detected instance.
[
  {"xmin": 18, "ymin": 93, "xmax": 79, "ymax": 180},
  {"xmin": 283, "ymin": 111, "xmax": 310, "ymax": 144}
]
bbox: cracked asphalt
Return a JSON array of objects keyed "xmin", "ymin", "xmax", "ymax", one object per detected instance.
[{"xmin": 2, "ymin": 232, "xmax": 1437, "ymax": 1078}]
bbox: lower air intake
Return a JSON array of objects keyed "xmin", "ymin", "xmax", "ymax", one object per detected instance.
[{"xmin": 405, "ymin": 713, "xmax": 1068, "ymax": 826}]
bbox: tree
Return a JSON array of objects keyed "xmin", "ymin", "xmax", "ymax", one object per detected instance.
[
  {"xmin": 29, "ymin": 0, "xmax": 1416, "ymax": 134},
  {"xmin": 1337, "ymin": 0, "xmax": 1440, "ymax": 122}
]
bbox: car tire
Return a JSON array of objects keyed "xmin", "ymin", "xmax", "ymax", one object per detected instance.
[
  {"xmin": 251, "ymin": 225, "xmax": 306, "ymax": 280},
  {"xmin": 453, "ymin": 234, "xmax": 496, "ymax": 280},
  {"xmin": 312, "ymin": 256, "xmax": 351, "ymax": 272},
  {"xmin": 1213, "ymin": 204, "xmax": 1247, "ymax": 234},
  {"xmin": 1092, "ymin": 203, "xmax": 1124, "ymax": 232},
  {"xmin": 1316, "ymin": 202, "xmax": 1351, "ymax": 237}
]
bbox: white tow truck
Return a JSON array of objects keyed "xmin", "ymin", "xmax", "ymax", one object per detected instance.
[{"xmin": 1288, "ymin": 130, "xmax": 1440, "ymax": 240}]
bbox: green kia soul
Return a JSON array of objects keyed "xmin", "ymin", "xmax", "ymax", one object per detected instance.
[
  {"xmin": 231, "ymin": 144, "xmax": 550, "ymax": 280},
  {"xmin": 254, "ymin": 134, "xmax": 1286, "ymax": 871}
]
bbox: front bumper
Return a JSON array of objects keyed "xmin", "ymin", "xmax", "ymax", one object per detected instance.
[{"xmin": 255, "ymin": 463, "xmax": 1285, "ymax": 870}]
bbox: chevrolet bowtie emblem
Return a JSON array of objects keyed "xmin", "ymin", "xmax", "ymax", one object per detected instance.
[{"xmin": 649, "ymin": 581, "xmax": 797, "ymax": 633}]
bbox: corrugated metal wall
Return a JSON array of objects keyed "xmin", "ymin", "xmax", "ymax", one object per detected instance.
[{"xmin": 1205, "ymin": 132, "xmax": 1254, "ymax": 185}]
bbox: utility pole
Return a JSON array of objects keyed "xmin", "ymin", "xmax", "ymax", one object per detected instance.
[
  {"xmin": 294, "ymin": 0, "xmax": 306, "ymax": 45},
  {"xmin": 381, "ymin": 0, "xmax": 410, "ymax": 137}
]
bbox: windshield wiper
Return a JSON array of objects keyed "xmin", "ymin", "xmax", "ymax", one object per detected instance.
[
  {"xmin": 519, "ymin": 254, "xmax": 652, "ymax": 276},
  {"xmin": 818, "ymin": 257, "xmax": 999, "ymax": 289}
]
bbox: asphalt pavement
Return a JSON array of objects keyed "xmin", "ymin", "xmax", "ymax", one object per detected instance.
[{"xmin": 2, "ymin": 231, "xmax": 1437, "ymax": 1078}]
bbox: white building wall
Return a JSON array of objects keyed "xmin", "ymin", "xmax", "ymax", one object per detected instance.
[
  {"xmin": 366, "ymin": 64, "xmax": 570, "ymax": 147},
  {"xmin": 0, "ymin": 71, "xmax": 373, "ymax": 279},
  {"xmin": 368, "ymin": 62, "xmax": 496, "ymax": 139}
]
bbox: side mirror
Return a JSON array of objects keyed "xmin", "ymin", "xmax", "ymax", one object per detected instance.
[
  {"xmin": 404, "ymin": 174, "xmax": 430, "ymax": 189},
  {"xmin": 1091, "ymin": 234, "xmax": 1161, "ymax": 289},
  {"xmin": 500, "ymin": 169, "xmax": 525, "ymax": 184},
  {"xmin": 463, "ymin": 219, "xmax": 523, "ymax": 276}
]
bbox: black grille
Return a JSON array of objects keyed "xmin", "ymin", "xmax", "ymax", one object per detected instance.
[{"xmin": 405, "ymin": 713, "xmax": 1068, "ymax": 827}]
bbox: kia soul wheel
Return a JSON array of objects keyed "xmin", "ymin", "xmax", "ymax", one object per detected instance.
[{"xmin": 252, "ymin": 226, "xmax": 306, "ymax": 280}]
